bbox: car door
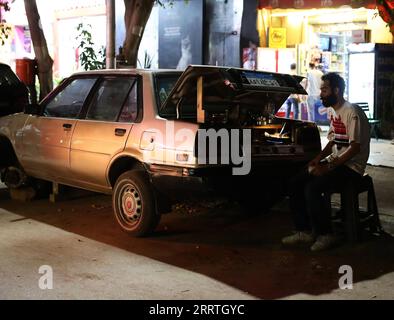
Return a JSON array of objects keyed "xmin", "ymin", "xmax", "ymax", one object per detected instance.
[
  {"xmin": 70, "ymin": 75, "xmax": 139, "ymax": 188},
  {"xmin": 21, "ymin": 77, "xmax": 97, "ymax": 180}
]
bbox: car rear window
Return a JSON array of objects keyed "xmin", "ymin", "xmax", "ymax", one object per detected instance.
[{"xmin": 153, "ymin": 72, "xmax": 190, "ymax": 119}]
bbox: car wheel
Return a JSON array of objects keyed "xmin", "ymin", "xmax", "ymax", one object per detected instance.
[
  {"xmin": 1, "ymin": 166, "xmax": 28, "ymax": 189},
  {"xmin": 112, "ymin": 170, "xmax": 160, "ymax": 237}
]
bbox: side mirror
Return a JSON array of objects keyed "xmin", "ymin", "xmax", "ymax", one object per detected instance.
[{"xmin": 24, "ymin": 103, "xmax": 41, "ymax": 115}]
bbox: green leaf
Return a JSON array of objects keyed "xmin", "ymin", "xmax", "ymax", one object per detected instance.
[{"xmin": 75, "ymin": 22, "xmax": 106, "ymax": 70}]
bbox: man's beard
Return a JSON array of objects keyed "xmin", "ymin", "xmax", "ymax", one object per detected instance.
[{"xmin": 321, "ymin": 94, "xmax": 338, "ymax": 108}]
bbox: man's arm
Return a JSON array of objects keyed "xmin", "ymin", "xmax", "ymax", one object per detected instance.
[
  {"xmin": 311, "ymin": 142, "xmax": 360, "ymax": 176},
  {"xmin": 329, "ymin": 142, "xmax": 360, "ymax": 169},
  {"xmin": 309, "ymin": 140, "xmax": 334, "ymax": 167}
]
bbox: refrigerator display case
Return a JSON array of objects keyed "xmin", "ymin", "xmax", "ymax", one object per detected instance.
[
  {"xmin": 348, "ymin": 43, "xmax": 375, "ymax": 117},
  {"xmin": 347, "ymin": 43, "xmax": 394, "ymax": 137},
  {"xmin": 348, "ymin": 43, "xmax": 394, "ymax": 138}
]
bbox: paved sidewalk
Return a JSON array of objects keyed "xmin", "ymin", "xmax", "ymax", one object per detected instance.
[
  {"xmin": 367, "ymin": 138, "xmax": 394, "ymax": 168},
  {"xmin": 319, "ymin": 126, "xmax": 394, "ymax": 168}
]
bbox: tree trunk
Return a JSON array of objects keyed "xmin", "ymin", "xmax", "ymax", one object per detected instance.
[
  {"xmin": 24, "ymin": 0, "xmax": 53, "ymax": 101},
  {"xmin": 123, "ymin": 0, "xmax": 154, "ymax": 67}
]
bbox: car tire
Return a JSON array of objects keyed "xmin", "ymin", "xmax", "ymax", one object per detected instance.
[{"xmin": 112, "ymin": 170, "xmax": 160, "ymax": 237}]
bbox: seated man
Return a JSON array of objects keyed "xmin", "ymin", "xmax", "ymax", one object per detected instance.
[{"xmin": 282, "ymin": 72, "xmax": 371, "ymax": 251}]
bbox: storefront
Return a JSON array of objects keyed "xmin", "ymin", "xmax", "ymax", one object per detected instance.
[
  {"xmin": 0, "ymin": 0, "xmax": 106, "ymax": 81},
  {"xmin": 256, "ymin": 1, "xmax": 394, "ymax": 133}
]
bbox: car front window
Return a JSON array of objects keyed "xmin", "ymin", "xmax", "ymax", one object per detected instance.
[{"xmin": 44, "ymin": 77, "xmax": 97, "ymax": 118}]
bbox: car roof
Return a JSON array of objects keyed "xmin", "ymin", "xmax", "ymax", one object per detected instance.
[{"xmin": 72, "ymin": 68, "xmax": 182, "ymax": 77}]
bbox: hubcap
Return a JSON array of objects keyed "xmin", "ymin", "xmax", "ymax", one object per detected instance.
[{"xmin": 120, "ymin": 184, "xmax": 142, "ymax": 224}]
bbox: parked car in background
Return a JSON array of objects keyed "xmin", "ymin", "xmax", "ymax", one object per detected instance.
[
  {"xmin": 0, "ymin": 63, "xmax": 29, "ymax": 117},
  {"xmin": 0, "ymin": 66, "xmax": 321, "ymax": 237}
]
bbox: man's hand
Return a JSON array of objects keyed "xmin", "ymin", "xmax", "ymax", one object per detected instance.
[
  {"xmin": 308, "ymin": 156, "xmax": 321, "ymax": 168},
  {"xmin": 310, "ymin": 140, "xmax": 334, "ymax": 168},
  {"xmin": 310, "ymin": 162, "xmax": 330, "ymax": 176}
]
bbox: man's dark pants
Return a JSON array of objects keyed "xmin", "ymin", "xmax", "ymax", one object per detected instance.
[{"xmin": 288, "ymin": 165, "xmax": 362, "ymax": 236}]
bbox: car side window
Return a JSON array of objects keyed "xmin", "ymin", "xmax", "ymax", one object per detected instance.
[
  {"xmin": 44, "ymin": 78, "xmax": 97, "ymax": 118},
  {"xmin": 118, "ymin": 81, "xmax": 138, "ymax": 123},
  {"xmin": 86, "ymin": 77, "xmax": 135, "ymax": 122}
]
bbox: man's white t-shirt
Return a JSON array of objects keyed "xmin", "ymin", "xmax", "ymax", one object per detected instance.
[
  {"xmin": 306, "ymin": 69, "xmax": 323, "ymax": 97},
  {"xmin": 327, "ymin": 101, "xmax": 370, "ymax": 175}
]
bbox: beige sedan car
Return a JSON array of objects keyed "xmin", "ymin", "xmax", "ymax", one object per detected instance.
[{"xmin": 0, "ymin": 66, "xmax": 321, "ymax": 236}]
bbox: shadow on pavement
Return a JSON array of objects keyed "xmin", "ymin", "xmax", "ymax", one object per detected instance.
[{"xmin": 1, "ymin": 185, "xmax": 394, "ymax": 299}]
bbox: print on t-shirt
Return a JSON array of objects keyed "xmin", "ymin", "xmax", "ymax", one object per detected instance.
[
  {"xmin": 326, "ymin": 102, "xmax": 370, "ymax": 175},
  {"xmin": 330, "ymin": 114, "xmax": 350, "ymax": 147}
]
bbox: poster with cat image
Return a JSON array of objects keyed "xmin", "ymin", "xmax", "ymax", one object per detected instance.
[{"xmin": 158, "ymin": 0, "xmax": 203, "ymax": 69}]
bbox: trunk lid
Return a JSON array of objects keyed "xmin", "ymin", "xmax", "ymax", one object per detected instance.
[{"xmin": 160, "ymin": 65, "xmax": 307, "ymax": 123}]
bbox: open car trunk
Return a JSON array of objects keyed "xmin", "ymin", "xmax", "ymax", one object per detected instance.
[
  {"xmin": 160, "ymin": 65, "xmax": 307, "ymax": 120},
  {"xmin": 160, "ymin": 65, "xmax": 320, "ymax": 161}
]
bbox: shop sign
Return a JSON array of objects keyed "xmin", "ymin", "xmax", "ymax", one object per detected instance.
[
  {"xmin": 268, "ymin": 27, "xmax": 286, "ymax": 48},
  {"xmin": 351, "ymin": 29, "xmax": 370, "ymax": 43}
]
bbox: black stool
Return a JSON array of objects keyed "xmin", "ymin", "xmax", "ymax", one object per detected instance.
[{"xmin": 324, "ymin": 174, "xmax": 383, "ymax": 244}]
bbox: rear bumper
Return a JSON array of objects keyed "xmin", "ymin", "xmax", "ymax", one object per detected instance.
[
  {"xmin": 146, "ymin": 159, "xmax": 309, "ymax": 200},
  {"xmin": 147, "ymin": 164, "xmax": 212, "ymax": 199}
]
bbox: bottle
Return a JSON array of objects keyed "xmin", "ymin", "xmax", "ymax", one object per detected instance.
[
  {"xmin": 159, "ymin": 88, "xmax": 167, "ymax": 103},
  {"xmin": 256, "ymin": 116, "xmax": 261, "ymax": 126}
]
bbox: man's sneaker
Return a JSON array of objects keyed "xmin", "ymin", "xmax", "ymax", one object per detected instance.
[
  {"xmin": 310, "ymin": 234, "xmax": 338, "ymax": 252},
  {"xmin": 282, "ymin": 232, "xmax": 314, "ymax": 245}
]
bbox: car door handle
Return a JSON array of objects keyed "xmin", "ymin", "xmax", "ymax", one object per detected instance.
[
  {"xmin": 115, "ymin": 128, "xmax": 127, "ymax": 136},
  {"xmin": 63, "ymin": 123, "xmax": 72, "ymax": 130}
]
